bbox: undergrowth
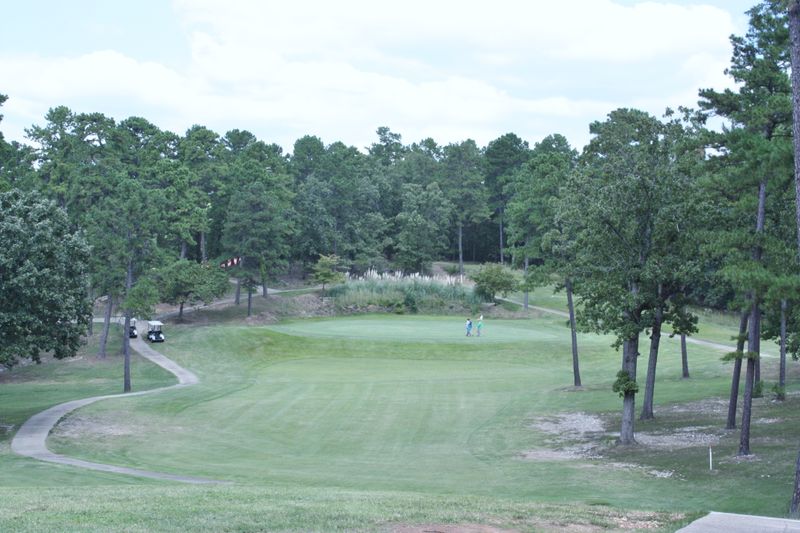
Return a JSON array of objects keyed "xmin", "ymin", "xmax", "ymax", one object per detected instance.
[{"xmin": 328, "ymin": 271, "xmax": 481, "ymax": 314}]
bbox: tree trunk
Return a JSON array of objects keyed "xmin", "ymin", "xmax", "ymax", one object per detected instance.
[
  {"xmin": 522, "ymin": 256, "xmax": 531, "ymax": 311},
  {"xmin": 751, "ymin": 178, "xmax": 766, "ymax": 403},
  {"xmin": 123, "ymin": 259, "xmax": 133, "ymax": 393},
  {"xmin": 726, "ymin": 310, "xmax": 749, "ymax": 430},
  {"xmin": 200, "ymin": 231, "xmax": 207, "ymax": 263},
  {"xmin": 565, "ymin": 277, "xmax": 580, "ymax": 387},
  {"xmin": 619, "ymin": 333, "xmax": 639, "ymax": 445},
  {"xmin": 640, "ymin": 303, "xmax": 663, "ymax": 421},
  {"xmin": 791, "ymin": 445, "xmax": 800, "ymax": 517},
  {"xmin": 98, "ymin": 294, "xmax": 114, "ymax": 359},
  {"xmin": 790, "ymin": 0, "xmax": 800, "ymax": 259},
  {"xmin": 786, "ymin": 1, "xmax": 800, "ymax": 511},
  {"xmin": 179, "ymin": 301, "xmax": 185, "ymax": 321},
  {"xmin": 123, "ymin": 311, "xmax": 132, "ymax": 393},
  {"xmin": 180, "ymin": 241, "xmax": 188, "ymax": 260},
  {"xmin": 498, "ymin": 211, "xmax": 505, "ymax": 265},
  {"xmin": 458, "ymin": 222, "xmax": 464, "ymax": 278},
  {"xmin": 754, "ymin": 353, "xmax": 761, "ymax": 398},
  {"xmin": 780, "ymin": 298, "xmax": 787, "ymax": 401},
  {"xmin": 738, "ymin": 356, "xmax": 755, "ymax": 456},
  {"xmin": 247, "ymin": 286, "xmax": 253, "ymax": 317},
  {"xmin": 738, "ymin": 302, "xmax": 760, "ymax": 456},
  {"xmin": 87, "ymin": 287, "xmax": 94, "ymax": 336},
  {"xmin": 235, "ymin": 278, "xmax": 241, "ymax": 305},
  {"xmin": 680, "ymin": 334, "xmax": 690, "ymax": 379},
  {"xmin": 261, "ymin": 271, "xmax": 268, "ymax": 298}
]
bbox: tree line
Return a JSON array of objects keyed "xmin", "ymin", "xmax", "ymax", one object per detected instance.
[{"xmin": 3, "ymin": 0, "xmax": 800, "ymax": 498}]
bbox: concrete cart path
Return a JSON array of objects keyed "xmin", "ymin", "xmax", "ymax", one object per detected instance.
[
  {"xmin": 501, "ymin": 298, "xmax": 776, "ymax": 358},
  {"xmin": 11, "ymin": 336, "xmax": 222, "ymax": 484},
  {"xmin": 677, "ymin": 512, "xmax": 800, "ymax": 532}
]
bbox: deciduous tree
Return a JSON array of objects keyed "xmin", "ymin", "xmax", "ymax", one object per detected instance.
[{"xmin": 0, "ymin": 190, "xmax": 91, "ymax": 367}]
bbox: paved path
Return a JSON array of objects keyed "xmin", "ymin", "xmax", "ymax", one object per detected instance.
[
  {"xmin": 503, "ymin": 297, "xmax": 775, "ymax": 358},
  {"xmin": 677, "ymin": 512, "xmax": 800, "ymax": 532},
  {"xmin": 11, "ymin": 336, "xmax": 221, "ymax": 484}
]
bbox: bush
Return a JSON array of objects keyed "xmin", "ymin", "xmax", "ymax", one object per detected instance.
[
  {"xmin": 471, "ymin": 264, "xmax": 518, "ymax": 302},
  {"xmin": 442, "ymin": 263, "xmax": 460, "ymax": 276},
  {"xmin": 328, "ymin": 269, "xmax": 480, "ymax": 313}
]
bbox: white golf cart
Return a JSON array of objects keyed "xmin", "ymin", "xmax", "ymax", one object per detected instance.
[
  {"xmin": 146, "ymin": 320, "xmax": 165, "ymax": 343},
  {"xmin": 128, "ymin": 318, "xmax": 138, "ymax": 339}
]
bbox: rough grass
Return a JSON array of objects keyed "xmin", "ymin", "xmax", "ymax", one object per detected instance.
[{"xmin": 0, "ymin": 484, "xmax": 688, "ymax": 532}]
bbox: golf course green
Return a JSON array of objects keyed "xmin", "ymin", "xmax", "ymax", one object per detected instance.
[{"xmin": 1, "ymin": 312, "xmax": 799, "ymax": 531}]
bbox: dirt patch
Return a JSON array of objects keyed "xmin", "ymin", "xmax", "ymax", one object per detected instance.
[
  {"xmin": 51, "ymin": 411, "xmax": 146, "ymax": 440},
  {"xmin": 526, "ymin": 409, "xmax": 730, "ymax": 467},
  {"xmin": 610, "ymin": 512, "xmax": 674, "ymax": 530},
  {"xmin": 520, "ymin": 449, "xmax": 582, "ymax": 461},
  {"xmin": 659, "ymin": 397, "xmax": 728, "ymax": 416},
  {"xmin": 523, "ymin": 413, "xmax": 609, "ymax": 462},
  {"xmin": 387, "ymin": 508, "xmax": 683, "ymax": 533},
  {"xmin": 389, "ymin": 524, "xmax": 518, "ymax": 533},
  {"xmin": 634, "ymin": 426, "xmax": 722, "ymax": 449},
  {"xmin": 531, "ymin": 412, "xmax": 606, "ymax": 437},
  {"xmin": 245, "ymin": 311, "xmax": 280, "ymax": 325}
]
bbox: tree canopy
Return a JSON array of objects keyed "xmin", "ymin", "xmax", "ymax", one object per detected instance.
[{"xmin": 0, "ymin": 190, "xmax": 91, "ymax": 367}]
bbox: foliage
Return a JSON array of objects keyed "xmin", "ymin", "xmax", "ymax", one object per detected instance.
[
  {"xmin": 0, "ymin": 190, "xmax": 91, "ymax": 367},
  {"xmin": 221, "ymin": 174, "xmax": 294, "ymax": 294},
  {"xmin": 123, "ymin": 277, "xmax": 160, "ymax": 321},
  {"xmin": 312, "ymin": 254, "xmax": 345, "ymax": 295},
  {"xmin": 611, "ymin": 370, "xmax": 639, "ymax": 398},
  {"xmin": 438, "ymin": 139, "xmax": 490, "ymax": 273},
  {"xmin": 506, "ymin": 133, "xmax": 576, "ymax": 268},
  {"xmin": 393, "ymin": 182, "xmax": 453, "ymax": 274},
  {"xmin": 158, "ymin": 260, "xmax": 229, "ymax": 318},
  {"xmin": 471, "ymin": 264, "xmax": 518, "ymax": 302},
  {"xmin": 328, "ymin": 271, "xmax": 479, "ymax": 313}
]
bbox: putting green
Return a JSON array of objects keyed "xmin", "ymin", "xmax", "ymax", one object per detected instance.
[{"xmin": 267, "ymin": 314, "xmax": 567, "ymax": 343}]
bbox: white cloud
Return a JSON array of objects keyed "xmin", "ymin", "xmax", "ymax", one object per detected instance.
[{"xmin": 0, "ymin": 1, "xmax": 747, "ymax": 152}]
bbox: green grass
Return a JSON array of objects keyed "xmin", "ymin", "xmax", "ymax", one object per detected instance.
[
  {"xmin": 0, "ymin": 484, "xmax": 688, "ymax": 532},
  {"xmin": 507, "ymin": 286, "xmax": 784, "ymax": 356},
  {"xmin": 2, "ymin": 312, "xmax": 799, "ymax": 531}
]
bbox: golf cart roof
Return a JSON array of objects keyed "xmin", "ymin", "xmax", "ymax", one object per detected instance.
[{"xmin": 148, "ymin": 320, "xmax": 164, "ymax": 326}]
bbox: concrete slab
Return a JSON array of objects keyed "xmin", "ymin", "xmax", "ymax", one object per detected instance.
[{"xmin": 677, "ymin": 512, "xmax": 800, "ymax": 532}]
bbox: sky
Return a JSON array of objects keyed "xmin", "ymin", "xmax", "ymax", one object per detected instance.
[{"xmin": 0, "ymin": 0, "xmax": 758, "ymax": 153}]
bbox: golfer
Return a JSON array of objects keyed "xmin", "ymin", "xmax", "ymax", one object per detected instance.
[{"xmin": 465, "ymin": 318, "xmax": 473, "ymax": 336}]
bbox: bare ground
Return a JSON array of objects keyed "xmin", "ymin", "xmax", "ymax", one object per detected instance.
[
  {"xmin": 50, "ymin": 410, "xmax": 148, "ymax": 440},
  {"xmin": 523, "ymin": 398, "xmax": 735, "ymax": 470},
  {"xmin": 386, "ymin": 506, "xmax": 683, "ymax": 532},
  {"xmin": 389, "ymin": 524, "xmax": 519, "ymax": 533}
]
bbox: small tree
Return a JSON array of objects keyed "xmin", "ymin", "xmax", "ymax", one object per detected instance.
[
  {"xmin": 159, "ymin": 259, "xmax": 229, "ymax": 320},
  {"xmin": 471, "ymin": 264, "xmax": 518, "ymax": 302},
  {"xmin": 313, "ymin": 254, "xmax": 345, "ymax": 295}
]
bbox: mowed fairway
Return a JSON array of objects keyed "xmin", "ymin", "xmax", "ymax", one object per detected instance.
[{"xmin": 39, "ymin": 311, "xmax": 781, "ymax": 519}]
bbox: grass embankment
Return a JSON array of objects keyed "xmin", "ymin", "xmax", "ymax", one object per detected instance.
[{"xmin": 2, "ymin": 306, "xmax": 799, "ymax": 531}]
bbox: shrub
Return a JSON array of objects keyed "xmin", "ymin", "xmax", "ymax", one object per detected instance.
[
  {"xmin": 471, "ymin": 264, "xmax": 518, "ymax": 302},
  {"xmin": 329, "ymin": 269, "xmax": 480, "ymax": 313}
]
